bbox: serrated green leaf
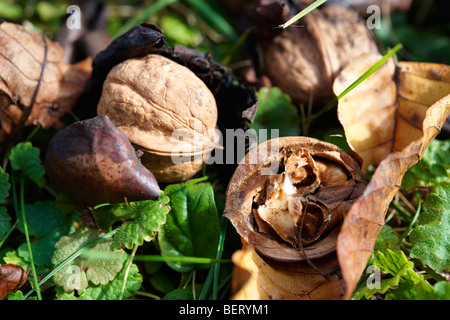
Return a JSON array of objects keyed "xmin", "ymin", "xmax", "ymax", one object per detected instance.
[
  {"xmin": 52, "ymin": 229, "xmax": 125, "ymax": 292},
  {"xmin": 8, "ymin": 142, "xmax": 45, "ymax": 187},
  {"xmin": 59, "ymin": 263, "xmax": 143, "ymax": 300},
  {"xmin": 250, "ymin": 87, "xmax": 301, "ymax": 139},
  {"xmin": 415, "ymin": 281, "xmax": 450, "ymax": 300},
  {"xmin": 111, "ymin": 192, "xmax": 171, "ymax": 250},
  {"xmin": 7, "ymin": 290, "xmax": 37, "ymax": 300},
  {"xmin": 402, "ymin": 139, "xmax": 450, "ymax": 189},
  {"xmin": 374, "ymin": 249, "xmax": 422, "ymax": 284},
  {"xmin": 410, "ymin": 222, "xmax": 449, "ymax": 272},
  {"xmin": 2, "ymin": 250, "xmax": 28, "ymax": 270},
  {"xmin": 353, "ymin": 249, "xmax": 425, "ymax": 300},
  {"xmin": 410, "ymin": 181, "xmax": 450, "ymax": 273},
  {"xmin": 159, "ymin": 181, "xmax": 221, "ymax": 272}
]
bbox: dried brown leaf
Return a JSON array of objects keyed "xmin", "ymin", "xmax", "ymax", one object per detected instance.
[
  {"xmin": 0, "ymin": 264, "xmax": 27, "ymax": 300},
  {"xmin": 230, "ymin": 244, "xmax": 344, "ymax": 300},
  {"xmin": 333, "ymin": 56, "xmax": 450, "ymax": 299},
  {"xmin": 0, "ymin": 22, "xmax": 91, "ymax": 144}
]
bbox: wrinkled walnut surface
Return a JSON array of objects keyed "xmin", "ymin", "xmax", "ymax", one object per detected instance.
[
  {"xmin": 97, "ymin": 54, "xmax": 220, "ymax": 182},
  {"xmin": 262, "ymin": 5, "xmax": 378, "ymax": 105}
]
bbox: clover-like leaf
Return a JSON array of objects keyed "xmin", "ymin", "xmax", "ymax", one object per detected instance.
[
  {"xmin": 9, "ymin": 142, "xmax": 45, "ymax": 187},
  {"xmin": 111, "ymin": 191, "xmax": 171, "ymax": 250},
  {"xmin": 16, "ymin": 201, "xmax": 72, "ymax": 267},
  {"xmin": 402, "ymin": 139, "xmax": 450, "ymax": 189},
  {"xmin": 250, "ymin": 87, "xmax": 301, "ymax": 138},
  {"xmin": 52, "ymin": 229, "xmax": 125, "ymax": 292},
  {"xmin": 410, "ymin": 181, "xmax": 450, "ymax": 272}
]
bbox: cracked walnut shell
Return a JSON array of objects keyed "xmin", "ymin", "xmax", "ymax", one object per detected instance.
[
  {"xmin": 224, "ymin": 137, "xmax": 367, "ymax": 262},
  {"xmin": 97, "ymin": 54, "xmax": 220, "ymax": 183}
]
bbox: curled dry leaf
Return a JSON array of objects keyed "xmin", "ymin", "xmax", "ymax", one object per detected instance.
[
  {"xmin": 230, "ymin": 244, "xmax": 344, "ymax": 300},
  {"xmin": 243, "ymin": 1, "xmax": 378, "ymax": 105},
  {"xmin": 45, "ymin": 115, "xmax": 160, "ymax": 206},
  {"xmin": 333, "ymin": 55, "xmax": 450, "ymax": 298},
  {"xmin": 0, "ymin": 22, "xmax": 92, "ymax": 145},
  {"xmin": 97, "ymin": 54, "xmax": 220, "ymax": 183},
  {"xmin": 0, "ymin": 264, "xmax": 27, "ymax": 300}
]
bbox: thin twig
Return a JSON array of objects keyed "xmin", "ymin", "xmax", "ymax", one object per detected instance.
[{"xmin": 298, "ymin": 205, "xmax": 330, "ymax": 281}]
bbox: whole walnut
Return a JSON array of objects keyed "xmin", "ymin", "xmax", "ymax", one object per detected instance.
[
  {"xmin": 97, "ymin": 54, "xmax": 220, "ymax": 183},
  {"xmin": 245, "ymin": 2, "xmax": 379, "ymax": 106}
]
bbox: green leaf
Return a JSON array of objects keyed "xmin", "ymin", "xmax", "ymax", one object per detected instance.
[
  {"xmin": 0, "ymin": 207, "xmax": 11, "ymax": 240},
  {"xmin": 160, "ymin": 15, "xmax": 198, "ymax": 47},
  {"xmin": 2, "ymin": 250, "xmax": 28, "ymax": 270},
  {"xmin": 9, "ymin": 142, "xmax": 45, "ymax": 187},
  {"xmin": 163, "ymin": 284, "xmax": 203, "ymax": 300},
  {"xmin": 352, "ymin": 249, "xmax": 424, "ymax": 300},
  {"xmin": 52, "ymin": 229, "xmax": 125, "ymax": 292},
  {"xmin": 410, "ymin": 181, "xmax": 450, "ymax": 272},
  {"xmin": 402, "ymin": 139, "xmax": 450, "ymax": 189},
  {"xmin": 415, "ymin": 281, "xmax": 450, "ymax": 300},
  {"xmin": 56, "ymin": 263, "xmax": 143, "ymax": 300},
  {"xmin": 7, "ymin": 290, "xmax": 37, "ymax": 300},
  {"xmin": 250, "ymin": 87, "xmax": 301, "ymax": 139},
  {"xmin": 111, "ymin": 192, "xmax": 171, "ymax": 250},
  {"xmin": 374, "ymin": 249, "xmax": 422, "ymax": 284},
  {"xmin": 158, "ymin": 181, "xmax": 221, "ymax": 272},
  {"xmin": 0, "ymin": 169, "xmax": 10, "ymax": 204},
  {"xmin": 16, "ymin": 201, "xmax": 73, "ymax": 267},
  {"xmin": 78, "ymin": 263, "xmax": 143, "ymax": 300}
]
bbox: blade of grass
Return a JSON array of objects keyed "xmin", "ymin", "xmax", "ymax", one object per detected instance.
[
  {"xmin": 198, "ymin": 216, "xmax": 228, "ymax": 300},
  {"xmin": 212, "ymin": 217, "xmax": 228, "ymax": 300},
  {"xmin": 277, "ymin": 0, "xmax": 327, "ymax": 29},
  {"xmin": 133, "ymin": 255, "xmax": 231, "ymax": 264},
  {"xmin": 183, "ymin": 0, "xmax": 238, "ymax": 42},
  {"xmin": 113, "ymin": 0, "xmax": 179, "ymax": 38},
  {"xmin": 19, "ymin": 173, "xmax": 41, "ymax": 300},
  {"xmin": 22, "ymin": 229, "xmax": 117, "ymax": 299},
  {"xmin": 0, "ymin": 219, "xmax": 19, "ymax": 249},
  {"xmin": 309, "ymin": 43, "xmax": 403, "ymax": 123}
]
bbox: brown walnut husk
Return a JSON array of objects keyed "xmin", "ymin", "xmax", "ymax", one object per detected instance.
[
  {"xmin": 97, "ymin": 54, "xmax": 220, "ymax": 183},
  {"xmin": 243, "ymin": 1, "xmax": 379, "ymax": 105},
  {"xmin": 224, "ymin": 136, "xmax": 366, "ymax": 262},
  {"xmin": 0, "ymin": 22, "xmax": 92, "ymax": 145},
  {"xmin": 45, "ymin": 115, "xmax": 160, "ymax": 206}
]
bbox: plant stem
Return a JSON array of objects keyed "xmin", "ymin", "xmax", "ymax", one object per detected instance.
[
  {"xmin": 119, "ymin": 245, "xmax": 139, "ymax": 300},
  {"xmin": 399, "ymin": 191, "xmax": 422, "ymax": 242},
  {"xmin": 20, "ymin": 174, "xmax": 42, "ymax": 300}
]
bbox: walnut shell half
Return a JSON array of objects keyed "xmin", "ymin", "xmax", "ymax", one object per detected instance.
[
  {"xmin": 224, "ymin": 137, "xmax": 366, "ymax": 262},
  {"xmin": 97, "ymin": 54, "xmax": 220, "ymax": 183}
]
